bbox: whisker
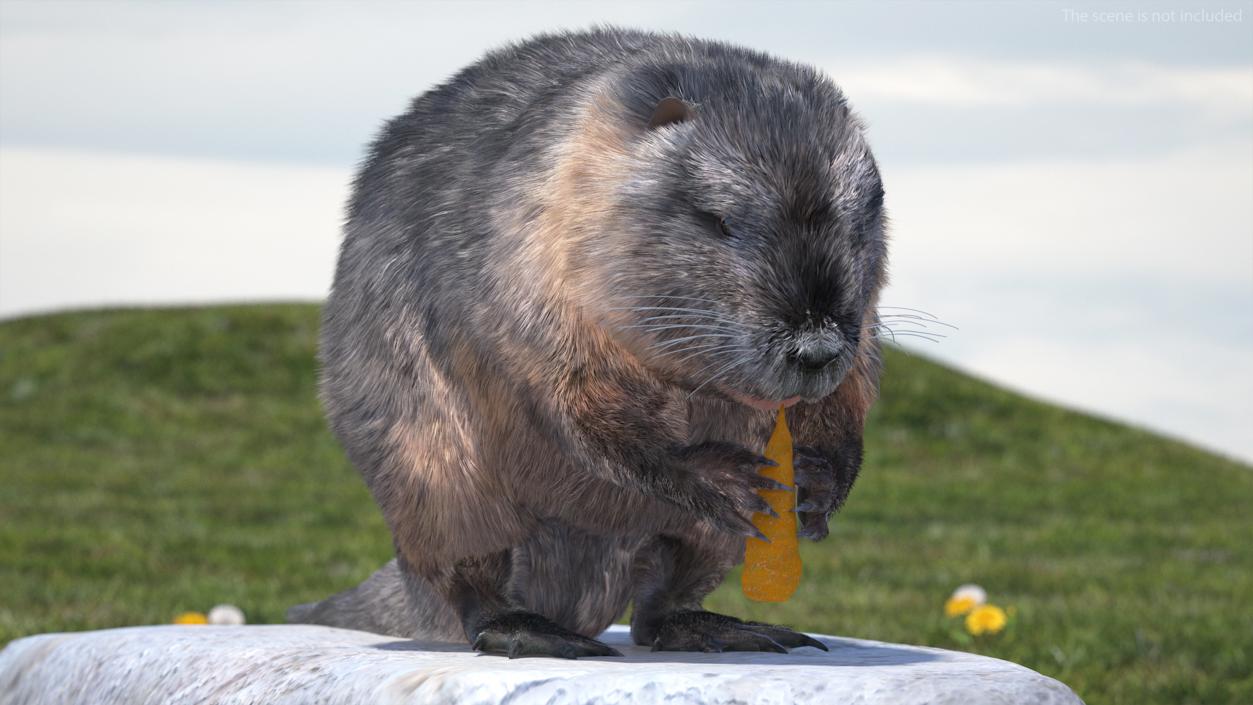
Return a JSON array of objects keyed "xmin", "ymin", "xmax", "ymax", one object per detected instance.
[
  {"xmin": 870, "ymin": 324, "xmax": 944, "ymax": 337},
  {"xmin": 871, "ymin": 321, "xmax": 945, "ymax": 344},
  {"xmin": 648, "ymin": 333, "xmax": 740, "ymax": 352},
  {"xmin": 688, "ymin": 354, "xmax": 747, "ymax": 400},
  {"xmin": 876, "ymin": 314, "xmax": 958, "ymax": 331},
  {"xmin": 606, "ymin": 306, "xmax": 740, "ymax": 322},
  {"xmin": 699, "ymin": 364, "xmax": 750, "ymax": 400},
  {"xmin": 623, "ymin": 324, "xmax": 741, "ymax": 336},
  {"xmin": 867, "ymin": 325, "xmax": 947, "ymax": 339},
  {"xmin": 669, "ymin": 344, "xmax": 752, "ymax": 366},
  {"xmin": 652, "ymin": 341, "xmax": 742, "ymax": 361},
  {"xmin": 615, "ymin": 294, "xmax": 728, "ymax": 305},
  {"xmin": 683, "ymin": 353, "xmax": 738, "ymax": 391},
  {"xmin": 878, "ymin": 306, "xmax": 941, "ymax": 320},
  {"xmin": 882, "ymin": 333, "xmax": 942, "ymax": 340},
  {"xmin": 630, "ymin": 313, "xmax": 740, "ymax": 325},
  {"xmin": 872, "ymin": 332, "xmax": 941, "ymax": 343},
  {"xmin": 607, "ymin": 305, "xmax": 728, "ymax": 313}
]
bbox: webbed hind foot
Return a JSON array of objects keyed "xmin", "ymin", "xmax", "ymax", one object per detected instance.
[
  {"xmin": 472, "ymin": 610, "xmax": 622, "ymax": 659},
  {"xmin": 648, "ymin": 610, "xmax": 828, "ymax": 653}
]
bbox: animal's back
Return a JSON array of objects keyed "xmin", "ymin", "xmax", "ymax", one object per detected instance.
[{"xmin": 347, "ymin": 29, "xmax": 666, "ymax": 227}]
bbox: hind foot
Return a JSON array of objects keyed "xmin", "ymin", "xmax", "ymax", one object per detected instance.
[
  {"xmin": 649, "ymin": 610, "xmax": 829, "ymax": 653},
  {"xmin": 471, "ymin": 610, "xmax": 622, "ymax": 659}
]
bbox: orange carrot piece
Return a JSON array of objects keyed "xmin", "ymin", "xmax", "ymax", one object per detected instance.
[{"xmin": 741, "ymin": 406, "xmax": 802, "ymax": 602}]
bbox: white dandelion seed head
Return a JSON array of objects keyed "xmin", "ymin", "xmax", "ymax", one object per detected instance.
[
  {"xmin": 951, "ymin": 584, "xmax": 987, "ymax": 605},
  {"xmin": 208, "ymin": 604, "xmax": 246, "ymax": 626}
]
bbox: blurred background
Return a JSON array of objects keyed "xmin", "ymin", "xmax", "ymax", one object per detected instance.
[
  {"xmin": 1, "ymin": 2, "xmax": 1250, "ymax": 703},
  {"xmin": 2, "ymin": 0, "xmax": 1250, "ymax": 462}
]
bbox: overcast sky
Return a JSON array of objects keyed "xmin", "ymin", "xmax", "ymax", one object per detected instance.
[{"xmin": 1, "ymin": 0, "xmax": 1250, "ymax": 462}]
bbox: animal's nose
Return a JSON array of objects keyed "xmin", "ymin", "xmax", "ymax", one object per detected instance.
[{"xmin": 788, "ymin": 339, "xmax": 842, "ymax": 371}]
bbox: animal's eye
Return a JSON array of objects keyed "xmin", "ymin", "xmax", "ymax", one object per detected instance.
[{"xmin": 698, "ymin": 210, "xmax": 733, "ymax": 238}]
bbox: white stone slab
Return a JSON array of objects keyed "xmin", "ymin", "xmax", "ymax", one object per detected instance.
[{"xmin": 0, "ymin": 624, "xmax": 1083, "ymax": 705}]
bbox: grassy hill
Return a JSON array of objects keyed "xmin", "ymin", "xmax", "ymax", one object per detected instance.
[{"xmin": 1, "ymin": 304, "xmax": 1249, "ymax": 704}]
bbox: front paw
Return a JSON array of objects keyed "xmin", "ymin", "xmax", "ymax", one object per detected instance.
[
  {"xmin": 670, "ymin": 441, "xmax": 789, "ymax": 539},
  {"xmin": 793, "ymin": 443, "xmax": 861, "ymax": 541}
]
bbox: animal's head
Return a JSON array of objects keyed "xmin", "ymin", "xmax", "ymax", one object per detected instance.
[{"xmin": 571, "ymin": 55, "xmax": 887, "ymax": 407}]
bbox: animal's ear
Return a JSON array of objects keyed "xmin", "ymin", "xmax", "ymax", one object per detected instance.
[{"xmin": 647, "ymin": 96, "xmax": 693, "ymax": 130}]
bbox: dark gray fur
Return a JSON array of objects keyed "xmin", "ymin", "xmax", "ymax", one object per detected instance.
[{"xmin": 289, "ymin": 27, "xmax": 887, "ymax": 657}]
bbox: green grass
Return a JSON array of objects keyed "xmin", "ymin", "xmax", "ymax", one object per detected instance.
[{"xmin": 1, "ymin": 304, "xmax": 1250, "ymax": 704}]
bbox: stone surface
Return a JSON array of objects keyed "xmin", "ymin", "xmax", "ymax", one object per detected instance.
[{"xmin": 0, "ymin": 624, "xmax": 1083, "ymax": 705}]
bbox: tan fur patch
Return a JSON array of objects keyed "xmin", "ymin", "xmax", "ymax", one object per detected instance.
[
  {"xmin": 381, "ymin": 348, "xmax": 529, "ymax": 578},
  {"xmin": 518, "ymin": 84, "xmax": 687, "ymax": 445},
  {"xmin": 525, "ymin": 87, "xmax": 633, "ymax": 309}
]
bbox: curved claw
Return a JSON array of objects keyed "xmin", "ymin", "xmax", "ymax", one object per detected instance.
[
  {"xmin": 720, "ymin": 629, "xmax": 788, "ymax": 653},
  {"xmin": 744, "ymin": 522, "xmax": 769, "ymax": 542},
  {"xmin": 794, "ymin": 500, "xmax": 820, "ymax": 513},
  {"xmin": 743, "ymin": 620, "xmax": 831, "ymax": 651},
  {"xmin": 751, "ymin": 476, "xmax": 792, "ymax": 493},
  {"xmin": 797, "ymin": 515, "xmax": 832, "ymax": 541},
  {"xmin": 796, "ymin": 633, "xmax": 830, "ymax": 651},
  {"xmin": 713, "ymin": 509, "xmax": 768, "ymax": 542}
]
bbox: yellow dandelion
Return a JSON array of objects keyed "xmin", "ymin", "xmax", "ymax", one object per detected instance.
[
  {"xmin": 945, "ymin": 595, "xmax": 977, "ymax": 617},
  {"xmin": 965, "ymin": 604, "xmax": 1008, "ymax": 636},
  {"xmin": 173, "ymin": 611, "xmax": 208, "ymax": 625}
]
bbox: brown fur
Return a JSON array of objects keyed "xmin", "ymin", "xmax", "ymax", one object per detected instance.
[{"xmin": 294, "ymin": 29, "xmax": 888, "ymax": 655}]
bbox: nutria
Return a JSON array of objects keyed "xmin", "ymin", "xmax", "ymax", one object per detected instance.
[{"xmin": 288, "ymin": 26, "xmax": 887, "ymax": 658}]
